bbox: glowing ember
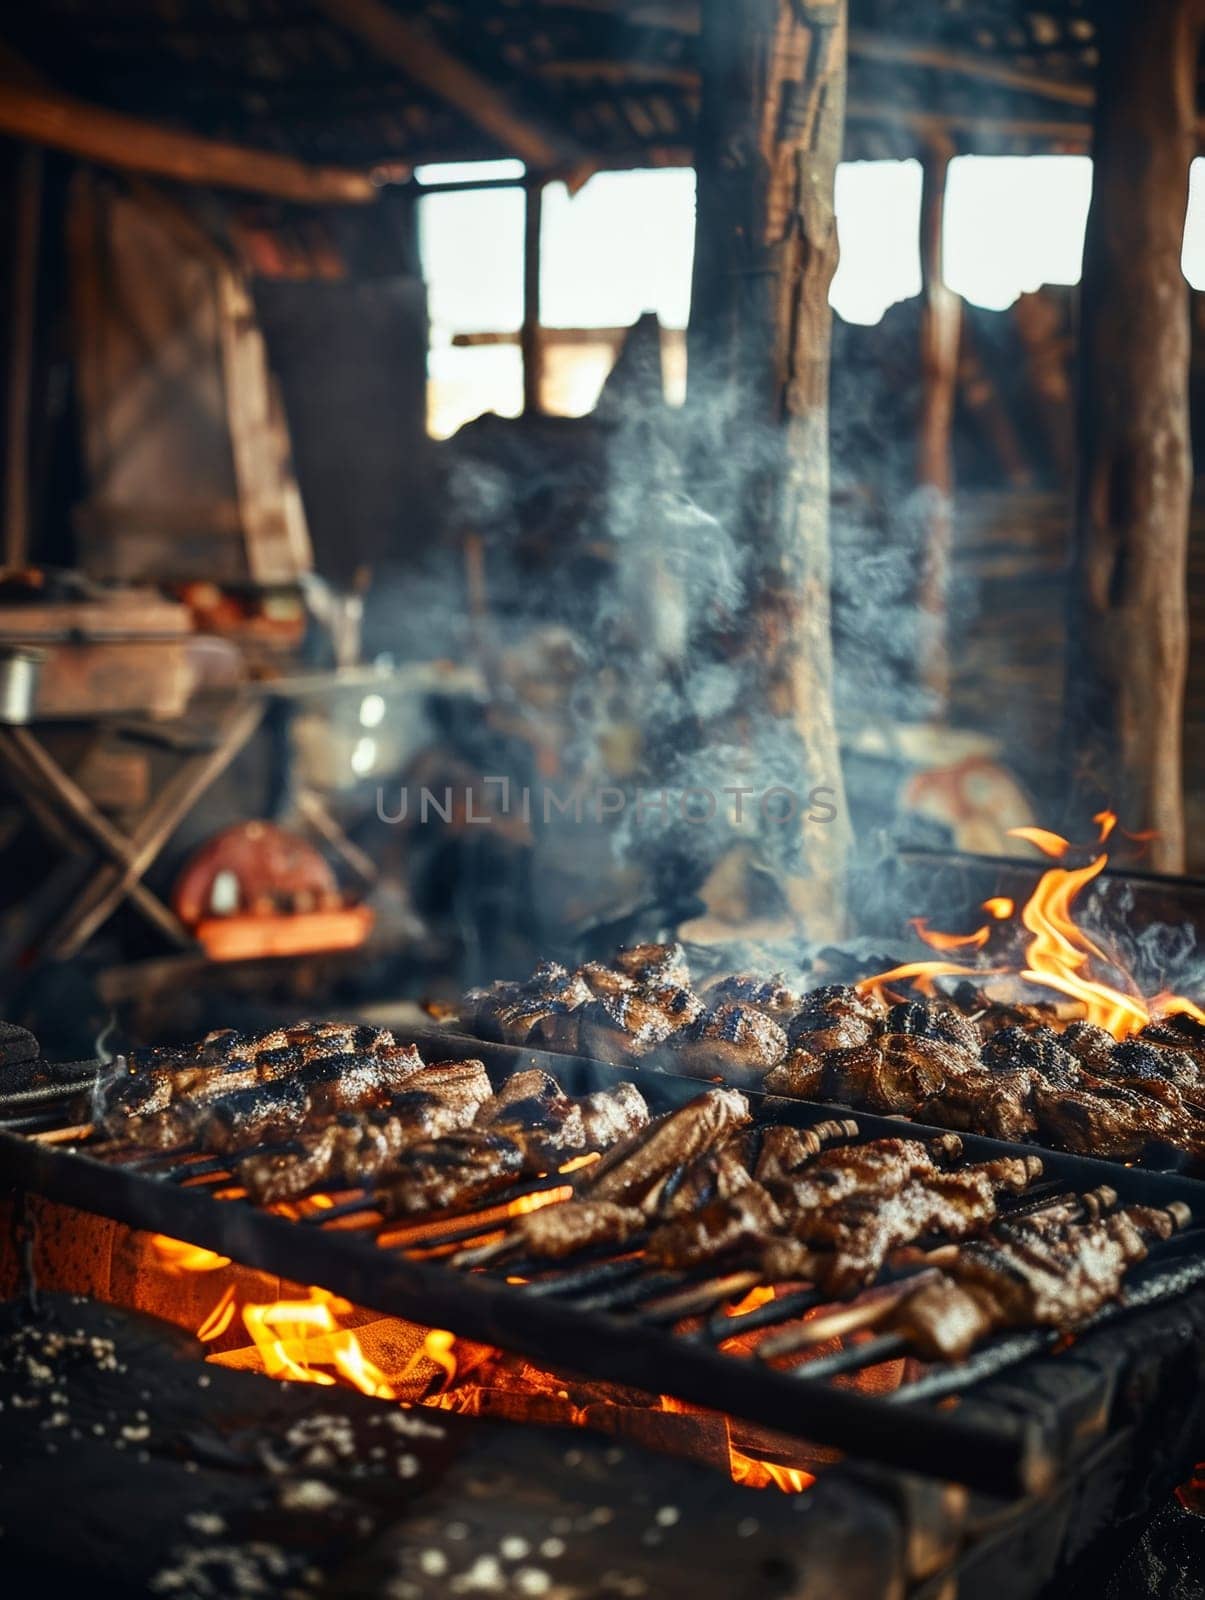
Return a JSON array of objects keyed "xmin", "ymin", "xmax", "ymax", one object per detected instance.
[
  {"xmin": 197, "ymin": 1284, "xmax": 237, "ymax": 1342},
  {"xmin": 861, "ymin": 815, "xmax": 1205, "ymax": 1039}
]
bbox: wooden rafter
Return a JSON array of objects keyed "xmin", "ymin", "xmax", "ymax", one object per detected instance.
[
  {"xmin": 0, "ymin": 79, "xmax": 376, "ymax": 204},
  {"xmin": 311, "ymin": 0, "xmax": 585, "ymax": 171}
]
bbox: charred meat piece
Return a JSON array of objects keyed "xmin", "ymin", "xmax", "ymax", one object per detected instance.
[
  {"xmin": 580, "ymin": 1087, "xmax": 750, "ymax": 1209},
  {"xmin": 198, "ymin": 1079, "xmax": 311, "ymax": 1154},
  {"xmin": 918, "ymin": 1068, "xmax": 1038, "ymax": 1143},
  {"xmin": 1060, "ymin": 1020, "xmax": 1121, "ymax": 1073},
  {"xmin": 479, "ymin": 1069, "xmax": 572, "ymax": 1125},
  {"xmin": 577, "ymin": 991, "xmax": 680, "ymax": 1065},
  {"xmin": 1140, "ymin": 1012, "xmax": 1205, "ymax": 1056},
  {"xmin": 670, "ymin": 1005, "xmax": 788, "ymax": 1082},
  {"xmin": 981, "ymin": 1026, "xmax": 1080, "ymax": 1088},
  {"xmin": 401, "ymin": 1060, "xmax": 493, "ymax": 1120},
  {"xmin": 818, "ymin": 1035, "xmax": 975, "ymax": 1116},
  {"xmin": 1108, "ymin": 1039, "xmax": 1200, "ymax": 1088},
  {"xmin": 767, "ymin": 1156, "xmax": 1042, "ymax": 1294},
  {"xmin": 512, "ymin": 1199, "xmax": 645, "ymax": 1260},
  {"xmin": 648, "ymin": 1182, "xmax": 785, "ymax": 1271},
  {"xmin": 612, "ymin": 941, "xmax": 691, "ymax": 989},
  {"xmin": 882, "ymin": 1002, "xmax": 981, "ymax": 1055},
  {"xmin": 703, "ymin": 973, "xmax": 802, "ymax": 1022},
  {"xmin": 787, "ymin": 985, "xmax": 887, "ymax": 1052},
  {"xmin": 893, "ymin": 1205, "xmax": 1181, "ymax": 1361},
  {"xmin": 1033, "ymin": 1075, "xmax": 1205, "ymax": 1162},
  {"xmin": 378, "ymin": 1130, "xmax": 528, "ymax": 1216},
  {"xmin": 576, "ymin": 1082, "xmax": 651, "ymax": 1149},
  {"xmin": 763, "ymin": 1046, "xmax": 825, "ymax": 1100},
  {"xmin": 574, "ymin": 962, "xmax": 638, "ymax": 1000}
]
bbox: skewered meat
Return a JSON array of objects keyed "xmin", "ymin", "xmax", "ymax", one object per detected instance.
[
  {"xmin": 577, "ymin": 989, "xmax": 695, "ymax": 1065},
  {"xmin": 670, "ymin": 1005, "xmax": 788, "ymax": 1081},
  {"xmin": 882, "ymin": 1001, "xmax": 981, "ymax": 1055},
  {"xmin": 613, "ymin": 941, "xmax": 691, "ymax": 989},
  {"xmin": 763, "ymin": 1046, "xmax": 825, "ymax": 1100},
  {"xmin": 703, "ymin": 974, "xmax": 802, "ymax": 1021},
  {"xmin": 512, "ymin": 1199, "xmax": 645, "ymax": 1260},
  {"xmin": 379, "ymin": 1129, "xmax": 529, "ymax": 1215},
  {"xmin": 893, "ymin": 1205, "xmax": 1184, "ymax": 1361},
  {"xmin": 198, "ymin": 1079, "xmax": 311, "ymax": 1154},
  {"xmin": 767, "ymin": 1135, "xmax": 963, "ymax": 1218},
  {"xmin": 576, "ymin": 1082, "xmax": 651, "ymax": 1148},
  {"xmin": 1061, "ymin": 1020, "xmax": 1122, "ymax": 1073},
  {"xmin": 980, "ymin": 1026, "xmax": 1080, "ymax": 1088},
  {"xmin": 788, "ymin": 985, "xmax": 886, "ymax": 1054},
  {"xmin": 99, "ymin": 1025, "xmax": 419, "ymax": 1132},
  {"xmin": 236, "ymin": 1061, "xmax": 492, "ymax": 1202},
  {"xmin": 580, "ymin": 1087, "xmax": 750, "ymax": 1208},
  {"xmin": 648, "ymin": 1182, "xmax": 786, "ymax": 1270},
  {"xmin": 918, "ymin": 1068, "xmax": 1038, "ymax": 1143},
  {"xmin": 657, "ymin": 1132, "xmax": 757, "ymax": 1217},
  {"xmin": 764, "ymin": 1156, "xmax": 1042, "ymax": 1293}
]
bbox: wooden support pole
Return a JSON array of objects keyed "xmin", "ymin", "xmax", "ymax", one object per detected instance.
[
  {"xmin": 1064, "ymin": 0, "xmax": 1205, "ymax": 873},
  {"xmin": 4, "ymin": 145, "xmax": 41, "ymax": 570},
  {"xmin": 0, "ymin": 80, "xmax": 375, "ymax": 205},
  {"xmin": 688, "ymin": 0, "xmax": 851, "ymax": 935},
  {"xmin": 916, "ymin": 136, "xmax": 961, "ymax": 711},
  {"xmin": 522, "ymin": 180, "xmax": 545, "ymax": 416}
]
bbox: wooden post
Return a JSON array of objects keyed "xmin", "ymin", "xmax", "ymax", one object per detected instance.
[
  {"xmin": 916, "ymin": 135, "xmax": 960, "ymax": 710},
  {"xmin": 522, "ymin": 180, "xmax": 544, "ymax": 416},
  {"xmin": 1065, "ymin": 0, "xmax": 1205, "ymax": 873},
  {"xmin": 688, "ymin": 0, "xmax": 851, "ymax": 934},
  {"xmin": 4, "ymin": 145, "xmax": 41, "ymax": 570}
]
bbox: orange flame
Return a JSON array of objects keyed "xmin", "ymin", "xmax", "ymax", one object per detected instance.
[
  {"xmin": 239, "ymin": 1286, "xmax": 398, "ymax": 1398},
  {"xmin": 1008, "ymin": 825, "xmax": 1071, "ymax": 858},
  {"xmin": 197, "ymin": 1284, "xmax": 237, "ymax": 1343},
  {"xmin": 908, "ymin": 917, "xmax": 991, "ymax": 952},
  {"xmin": 151, "ymin": 1235, "xmax": 231, "ymax": 1272},
  {"xmin": 862, "ymin": 815, "xmax": 1205, "ymax": 1039},
  {"xmin": 727, "ymin": 1446, "xmax": 816, "ymax": 1492}
]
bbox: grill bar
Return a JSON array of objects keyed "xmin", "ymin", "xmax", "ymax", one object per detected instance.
[{"xmin": 4, "ymin": 1037, "xmax": 1204, "ymax": 1500}]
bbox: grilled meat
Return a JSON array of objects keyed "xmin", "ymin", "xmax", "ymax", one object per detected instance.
[
  {"xmin": 99, "ymin": 1024, "xmax": 420, "ymax": 1135},
  {"xmin": 612, "ymin": 941, "xmax": 691, "ymax": 989},
  {"xmin": 763, "ymin": 1046, "xmax": 825, "ymax": 1099},
  {"xmin": 580, "ymin": 1087, "xmax": 750, "ymax": 1208},
  {"xmin": 379, "ymin": 1129, "xmax": 529, "ymax": 1216},
  {"xmin": 703, "ymin": 973, "xmax": 802, "ymax": 1021},
  {"xmin": 670, "ymin": 1005, "xmax": 788, "ymax": 1081},
  {"xmin": 198, "ymin": 1079, "xmax": 311, "ymax": 1155},
  {"xmin": 817, "ymin": 1034, "xmax": 977, "ymax": 1116},
  {"xmin": 235, "ymin": 1060, "xmax": 492, "ymax": 1202},
  {"xmin": 576, "ymin": 1081, "xmax": 651, "ymax": 1148},
  {"xmin": 893, "ymin": 1205, "xmax": 1181, "ymax": 1360},
  {"xmin": 767, "ymin": 1134, "xmax": 964, "ymax": 1219},
  {"xmin": 648, "ymin": 1182, "xmax": 785, "ymax": 1270},
  {"xmin": 1031, "ymin": 1077, "xmax": 1205, "ymax": 1162},
  {"xmin": 512, "ymin": 1199, "xmax": 645, "ymax": 1260},
  {"xmin": 764, "ymin": 1155, "xmax": 1042, "ymax": 1293},
  {"xmin": 918, "ymin": 1068, "xmax": 1039, "ymax": 1143},
  {"xmin": 575, "ymin": 962, "xmax": 638, "ymax": 1000},
  {"xmin": 577, "ymin": 990, "xmax": 687, "ymax": 1065}
]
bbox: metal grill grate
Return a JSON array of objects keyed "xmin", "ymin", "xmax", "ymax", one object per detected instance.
[{"xmin": 3, "ymin": 1029, "xmax": 1204, "ymax": 1499}]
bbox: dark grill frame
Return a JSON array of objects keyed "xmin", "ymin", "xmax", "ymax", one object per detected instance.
[{"xmin": 3, "ymin": 1028, "xmax": 1204, "ymax": 1500}]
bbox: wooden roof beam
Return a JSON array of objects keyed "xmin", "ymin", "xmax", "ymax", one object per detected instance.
[
  {"xmin": 312, "ymin": 0, "xmax": 585, "ymax": 172},
  {"xmin": 0, "ymin": 78, "xmax": 376, "ymax": 203}
]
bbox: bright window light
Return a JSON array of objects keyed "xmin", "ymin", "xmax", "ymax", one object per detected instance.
[
  {"xmin": 540, "ymin": 169, "xmax": 696, "ymax": 329},
  {"xmin": 944, "ymin": 154, "xmax": 1092, "ymax": 311},
  {"xmin": 419, "ymin": 187, "xmax": 525, "ymax": 335},
  {"xmin": 414, "ymin": 159, "xmax": 526, "ymax": 185},
  {"xmin": 1182, "ymin": 158, "xmax": 1205, "ymax": 287},
  {"xmin": 830, "ymin": 160, "xmax": 923, "ymax": 325}
]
